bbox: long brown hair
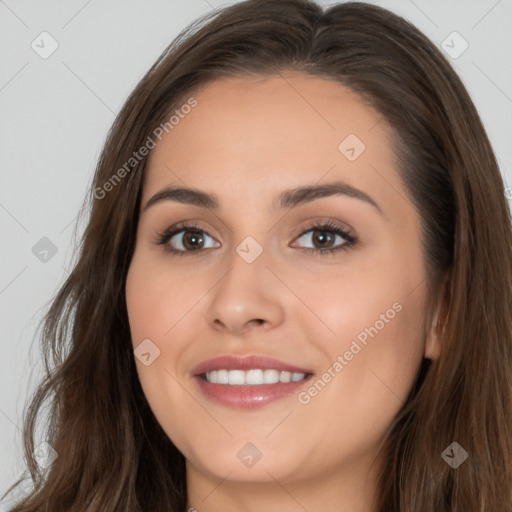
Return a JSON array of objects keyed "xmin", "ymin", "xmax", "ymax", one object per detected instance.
[{"xmin": 4, "ymin": 1, "xmax": 512, "ymax": 510}]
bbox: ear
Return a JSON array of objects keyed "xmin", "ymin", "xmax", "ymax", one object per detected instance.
[{"xmin": 424, "ymin": 274, "xmax": 450, "ymax": 361}]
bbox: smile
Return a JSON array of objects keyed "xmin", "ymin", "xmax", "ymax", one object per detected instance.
[{"xmin": 192, "ymin": 354, "xmax": 314, "ymax": 408}]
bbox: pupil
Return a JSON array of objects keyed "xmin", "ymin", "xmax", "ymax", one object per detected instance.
[{"xmin": 184, "ymin": 231, "xmax": 203, "ymax": 250}]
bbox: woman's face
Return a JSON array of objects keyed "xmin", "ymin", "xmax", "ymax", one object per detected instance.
[{"xmin": 126, "ymin": 72, "xmax": 439, "ymax": 502}]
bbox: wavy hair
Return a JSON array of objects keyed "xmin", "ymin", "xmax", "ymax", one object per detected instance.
[{"xmin": 4, "ymin": 1, "xmax": 512, "ymax": 510}]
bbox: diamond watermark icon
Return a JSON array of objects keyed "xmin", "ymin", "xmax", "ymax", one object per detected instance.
[
  {"xmin": 34, "ymin": 441, "xmax": 58, "ymax": 469},
  {"xmin": 441, "ymin": 31, "xmax": 469, "ymax": 59},
  {"xmin": 32, "ymin": 237, "xmax": 58, "ymax": 263},
  {"xmin": 338, "ymin": 134, "xmax": 366, "ymax": 162},
  {"xmin": 441, "ymin": 442, "xmax": 468, "ymax": 468},
  {"xmin": 134, "ymin": 338, "xmax": 161, "ymax": 366},
  {"xmin": 237, "ymin": 442, "xmax": 263, "ymax": 468},
  {"xmin": 31, "ymin": 31, "xmax": 59, "ymax": 59},
  {"xmin": 236, "ymin": 236, "xmax": 263, "ymax": 264}
]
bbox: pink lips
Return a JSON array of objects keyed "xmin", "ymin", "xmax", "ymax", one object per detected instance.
[{"xmin": 191, "ymin": 354, "xmax": 314, "ymax": 409}]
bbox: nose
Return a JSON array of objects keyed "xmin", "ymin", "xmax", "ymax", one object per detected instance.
[{"xmin": 204, "ymin": 245, "xmax": 286, "ymax": 337}]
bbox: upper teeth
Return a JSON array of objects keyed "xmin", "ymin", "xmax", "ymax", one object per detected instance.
[{"xmin": 204, "ymin": 369, "xmax": 307, "ymax": 385}]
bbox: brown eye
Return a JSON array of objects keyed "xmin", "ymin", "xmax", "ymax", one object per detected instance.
[
  {"xmin": 180, "ymin": 231, "xmax": 206, "ymax": 251},
  {"xmin": 311, "ymin": 230, "xmax": 337, "ymax": 249},
  {"xmin": 292, "ymin": 222, "xmax": 355, "ymax": 254},
  {"xmin": 155, "ymin": 223, "xmax": 220, "ymax": 255},
  {"xmin": 168, "ymin": 229, "xmax": 219, "ymax": 252}
]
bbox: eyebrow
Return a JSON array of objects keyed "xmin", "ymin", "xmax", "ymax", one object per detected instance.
[{"xmin": 143, "ymin": 180, "xmax": 383, "ymax": 215}]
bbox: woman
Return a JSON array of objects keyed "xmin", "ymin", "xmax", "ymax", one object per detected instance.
[{"xmin": 4, "ymin": 0, "xmax": 512, "ymax": 510}]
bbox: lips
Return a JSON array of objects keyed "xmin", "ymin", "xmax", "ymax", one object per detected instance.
[{"xmin": 191, "ymin": 354, "xmax": 314, "ymax": 409}]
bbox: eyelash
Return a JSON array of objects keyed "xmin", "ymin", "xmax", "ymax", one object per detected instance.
[{"xmin": 154, "ymin": 220, "xmax": 357, "ymax": 257}]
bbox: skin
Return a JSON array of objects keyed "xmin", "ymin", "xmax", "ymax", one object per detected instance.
[{"xmin": 125, "ymin": 72, "xmax": 444, "ymax": 512}]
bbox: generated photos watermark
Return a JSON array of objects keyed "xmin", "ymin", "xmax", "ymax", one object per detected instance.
[
  {"xmin": 93, "ymin": 97, "xmax": 197, "ymax": 200},
  {"xmin": 298, "ymin": 301, "xmax": 403, "ymax": 405}
]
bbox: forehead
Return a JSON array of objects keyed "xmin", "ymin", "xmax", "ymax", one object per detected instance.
[{"xmin": 142, "ymin": 72, "xmax": 404, "ymax": 213}]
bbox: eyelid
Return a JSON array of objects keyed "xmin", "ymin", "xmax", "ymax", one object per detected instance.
[{"xmin": 155, "ymin": 219, "xmax": 216, "ymax": 240}]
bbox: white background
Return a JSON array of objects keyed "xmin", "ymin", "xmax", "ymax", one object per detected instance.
[{"xmin": 1, "ymin": 0, "xmax": 511, "ymax": 506}]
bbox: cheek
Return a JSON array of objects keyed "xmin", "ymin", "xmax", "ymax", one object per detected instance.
[
  {"xmin": 125, "ymin": 256, "xmax": 187, "ymax": 397},
  {"xmin": 125, "ymin": 254, "xmax": 206, "ymax": 345},
  {"xmin": 126, "ymin": 257, "xmax": 206, "ymax": 449},
  {"xmin": 303, "ymin": 246, "xmax": 428, "ymax": 421},
  {"xmin": 294, "ymin": 295, "xmax": 427, "ymax": 468}
]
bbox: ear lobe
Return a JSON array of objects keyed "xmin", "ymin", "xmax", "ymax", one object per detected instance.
[{"xmin": 424, "ymin": 276, "xmax": 450, "ymax": 361}]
